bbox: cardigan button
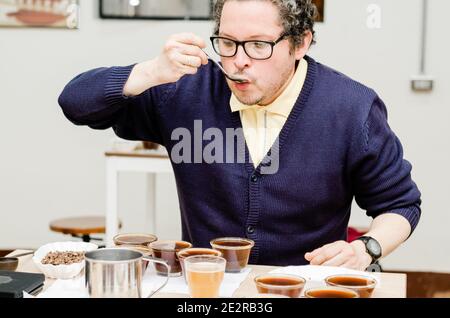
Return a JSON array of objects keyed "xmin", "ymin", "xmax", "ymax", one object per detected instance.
[
  {"xmin": 247, "ymin": 226, "xmax": 255, "ymax": 234},
  {"xmin": 250, "ymin": 175, "xmax": 258, "ymax": 183}
]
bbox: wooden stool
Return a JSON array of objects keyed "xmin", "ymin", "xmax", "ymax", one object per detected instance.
[{"xmin": 49, "ymin": 216, "xmax": 122, "ymax": 243}]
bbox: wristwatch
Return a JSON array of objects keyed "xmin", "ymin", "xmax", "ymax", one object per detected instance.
[{"xmin": 356, "ymin": 236, "xmax": 382, "ymax": 264}]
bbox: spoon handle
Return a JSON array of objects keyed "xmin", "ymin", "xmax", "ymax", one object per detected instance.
[
  {"xmin": 202, "ymin": 50, "xmax": 226, "ymax": 73},
  {"xmin": 9, "ymin": 251, "xmax": 35, "ymax": 258}
]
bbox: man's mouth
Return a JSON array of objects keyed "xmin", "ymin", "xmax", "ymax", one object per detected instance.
[
  {"xmin": 231, "ymin": 74, "xmax": 252, "ymax": 90},
  {"xmin": 234, "ymin": 81, "xmax": 251, "ymax": 91}
]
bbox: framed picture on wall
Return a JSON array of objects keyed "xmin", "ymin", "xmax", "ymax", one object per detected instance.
[
  {"xmin": 313, "ymin": 0, "xmax": 324, "ymax": 22},
  {"xmin": 0, "ymin": 0, "xmax": 79, "ymax": 28},
  {"xmin": 100, "ymin": 0, "xmax": 213, "ymax": 21}
]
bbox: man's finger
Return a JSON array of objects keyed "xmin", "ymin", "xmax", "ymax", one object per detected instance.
[
  {"xmin": 178, "ymin": 44, "xmax": 208, "ymax": 65},
  {"xmin": 321, "ymin": 252, "xmax": 348, "ymax": 267},
  {"xmin": 183, "ymin": 55, "xmax": 202, "ymax": 68},
  {"xmin": 172, "ymin": 52, "xmax": 201, "ymax": 68},
  {"xmin": 309, "ymin": 245, "xmax": 342, "ymax": 265},
  {"xmin": 172, "ymin": 33, "xmax": 206, "ymax": 49},
  {"xmin": 305, "ymin": 247, "xmax": 323, "ymax": 261},
  {"xmin": 306, "ymin": 240, "xmax": 349, "ymax": 262}
]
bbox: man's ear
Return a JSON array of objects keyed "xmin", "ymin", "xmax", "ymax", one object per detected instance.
[{"xmin": 294, "ymin": 30, "xmax": 313, "ymax": 60}]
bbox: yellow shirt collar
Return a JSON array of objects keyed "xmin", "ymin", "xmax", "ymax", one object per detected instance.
[{"xmin": 230, "ymin": 58, "xmax": 308, "ymax": 117}]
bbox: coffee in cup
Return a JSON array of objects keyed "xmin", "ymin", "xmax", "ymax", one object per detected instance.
[
  {"xmin": 113, "ymin": 233, "xmax": 158, "ymax": 247},
  {"xmin": 113, "ymin": 233, "xmax": 158, "ymax": 271},
  {"xmin": 210, "ymin": 237, "xmax": 254, "ymax": 273},
  {"xmin": 325, "ymin": 274, "xmax": 377, "ymax": 298},
  {"xmin": 148, "ymin": 240, "xmax": 192, "ymax": 277},
  {"xmin": 304, "ymin": 286, "xmax": 359, "ymax": 298},
  {"xmin": 254, "ymin": 274, "xmax": 306, "ymax": 298}
]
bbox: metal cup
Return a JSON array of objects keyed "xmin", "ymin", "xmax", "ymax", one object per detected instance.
[{"xmin": 85, "ymin": 248, "xmax": 170, "ymax": 298}]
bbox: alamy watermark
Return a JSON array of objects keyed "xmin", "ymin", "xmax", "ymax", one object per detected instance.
[{"xmin": 170, "ymin": 120, "xmax": 280, "ymax": 175}]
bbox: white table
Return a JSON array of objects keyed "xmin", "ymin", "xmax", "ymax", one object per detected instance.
[
  {"xmin": 11, "ymin": 250, "xmax": 407, "ymax": 298},
  {"xmin": 105, "ymin": 147, "xmax": 173, "ymax": 245}
]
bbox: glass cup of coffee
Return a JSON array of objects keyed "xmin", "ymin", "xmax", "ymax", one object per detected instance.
[
  {"xmin": 210, "ymin": 237, "xmax": 254, "ymax": 273},
  {"xmin": 247, "ymin": 293, "xmax": 290, "ymax": 298},
  {"xmin": 148, "ymin": 240, "xmax": 192, "ymax": 277},
  {"xmin": 254, "ymin": 274, "xmax": 306, "ymax": 298},
  {"xmin": 113, "ymin": 233, "xmax": 158, "ymax": 270},
  {"xmin": 304, "ymin": 286, "xmax": 359, "ymax": 298},
  {"xmin": 184, "ymin": 255, "xmax": 226, "ymax": 298},
  {"xmin": 177, "ymin": 248, "xmax": 223, "ymax": 281},
  {"xmin": 113, "ymin": 233, "xmax": 158, "ymax": 248},
  {"xmin": 325, "ymin": 274, "xmax": 377, "ymax": 298}
]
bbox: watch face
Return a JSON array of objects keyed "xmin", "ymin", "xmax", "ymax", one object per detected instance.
[{"xmin": 367, "ymin": 239, "xmax": 382, "ymax": 258}]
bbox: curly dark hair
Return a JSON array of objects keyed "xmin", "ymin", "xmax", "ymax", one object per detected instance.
[{"xmin": 213, "ymin": 0, "xmax": 318, "ymax": 47}]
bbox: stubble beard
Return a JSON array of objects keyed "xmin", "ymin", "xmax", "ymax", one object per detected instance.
[{"xmin": 231, "ymin": 65, "xmax": 294, "ymax": 106}]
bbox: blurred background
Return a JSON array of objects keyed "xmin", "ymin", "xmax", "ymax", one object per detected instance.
[{"xmin": 0, "ymin": 0, "xmax": 449, "ymax": 295}]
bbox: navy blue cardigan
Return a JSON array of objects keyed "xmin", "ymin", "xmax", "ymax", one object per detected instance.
[{"xmin": 58, "ymin": 56, "xmax": 421, "ymax": 266}]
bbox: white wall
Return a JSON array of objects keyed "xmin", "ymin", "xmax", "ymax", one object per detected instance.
[
  {"xmin": 0, "ymin": 0, "xmax": 203, "ymax": 246},
  {"xmin": 0, "ymin": 0, "xmax": 448, "ymax": 272},
  {"xmin": 312, "ymin": 0, "xmax": 450, "ymax": 272}
]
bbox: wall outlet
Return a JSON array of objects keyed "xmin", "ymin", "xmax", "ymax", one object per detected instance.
[{"xmin": 411, "ymin": 75, "xmax": 434, "ymax": 92}]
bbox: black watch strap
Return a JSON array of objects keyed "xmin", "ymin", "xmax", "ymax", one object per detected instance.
[
  {"xmin": 357, "ymin": 236, "xmax": 382, "ymax": 264},
  {"xmin": 366, "ymin": 261, "xmax": 383, "ymax": 272}
]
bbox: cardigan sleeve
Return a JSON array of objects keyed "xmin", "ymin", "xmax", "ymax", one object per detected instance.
[
  {"xmin": 349, "ymin": 95, "xmax": 422, "ymax": 234},
  {"xmin": 58, "ymin": 65, "xmax": 174, "ymax": 146}
]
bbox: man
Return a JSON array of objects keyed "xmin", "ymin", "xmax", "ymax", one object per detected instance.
[{"xmin": 58, "ymin": 0, "xmax": 421, "ymax": 270}]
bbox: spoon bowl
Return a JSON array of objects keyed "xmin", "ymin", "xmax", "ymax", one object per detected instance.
[{"xmin": 202, "ymin": 50, "xmax": 249, "ymax": 83}]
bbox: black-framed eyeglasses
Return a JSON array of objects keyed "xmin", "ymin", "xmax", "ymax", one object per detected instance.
[{"xmin": 210, "ymin": 33, "xmax": 289, "ymax": 60}]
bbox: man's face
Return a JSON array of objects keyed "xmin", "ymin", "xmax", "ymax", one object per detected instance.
[{"xmin": 219, "ymin": 0, "xmax": 302, "ymax": 106}]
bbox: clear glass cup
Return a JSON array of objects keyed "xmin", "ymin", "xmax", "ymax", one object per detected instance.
[
  {"xmin": 113, "ymin": 233, "xmax": 157, "ymax": 247},
  {"xmin": 325, "ymin": 274, "xmax": 377, "ymax": 298},
  {"xmin": 184, "ymin": 255, "xmax": 227, "ymax": 298},
  {"xmin": 254, "ymin": 273, "xmax": 306, "ymax": 298},
  {"xmin": 304, "ymin": 286, "xmax": 360, "ymax": 298},
  {"xmin": 177, "ymin": 248, "xmax": 223, "ymax": 281},
  {"xmin": 210, "ymin": 237, "xmax": 254, "ymax": 273},
  {"xmin": 246, "ymin": 293, "xmax": 290, "ymax": 298},
  {"xmin": 148, "ymin": 240, "xmax": 192, "ymax": 277},
  {"xmin": 113, "ymin": 233, "xmax": 157, "ymax": 271}
]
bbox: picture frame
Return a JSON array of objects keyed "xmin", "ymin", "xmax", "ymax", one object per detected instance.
[
  {"xmin": 313, "ymin": 0, "xmax": 325, "ymax": 22},
  {"xmin": 0, "ymin": 0, "xmax": 79, "ymax": 29},
  {"xmin": 99, "ymin": 0, "xmax": 213, "ymax": 21}
]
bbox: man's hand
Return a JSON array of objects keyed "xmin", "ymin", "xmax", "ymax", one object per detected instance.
[
  {"xmin": 124, "ymin": 33, "xmax": 209, "ymax": 96},
  {"xmin": 155, "ymin": 32, "xmax": 209, "ymax": 83},
  {"xmin": 304, "ymin": 240, "xmax": 372, "ymax": 271}
]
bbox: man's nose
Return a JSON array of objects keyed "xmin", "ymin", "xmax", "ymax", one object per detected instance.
[{"xmin": 233, "ymin": 45, "xmax": 251, "ymax": 70}]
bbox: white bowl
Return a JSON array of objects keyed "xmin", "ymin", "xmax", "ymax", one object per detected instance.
[{"xmin": 32, "ymin": 242, "xmax": 98, "ymax": 280}]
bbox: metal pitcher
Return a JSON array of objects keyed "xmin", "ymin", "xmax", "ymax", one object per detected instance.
[{"xmin": 85, "ymin": 248, "xmax": 170, "ymax": 298}]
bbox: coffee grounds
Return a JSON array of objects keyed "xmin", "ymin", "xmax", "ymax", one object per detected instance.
[{"xmin": 41, "ymin": 251, "xmax": 85, "ymax": 265}]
